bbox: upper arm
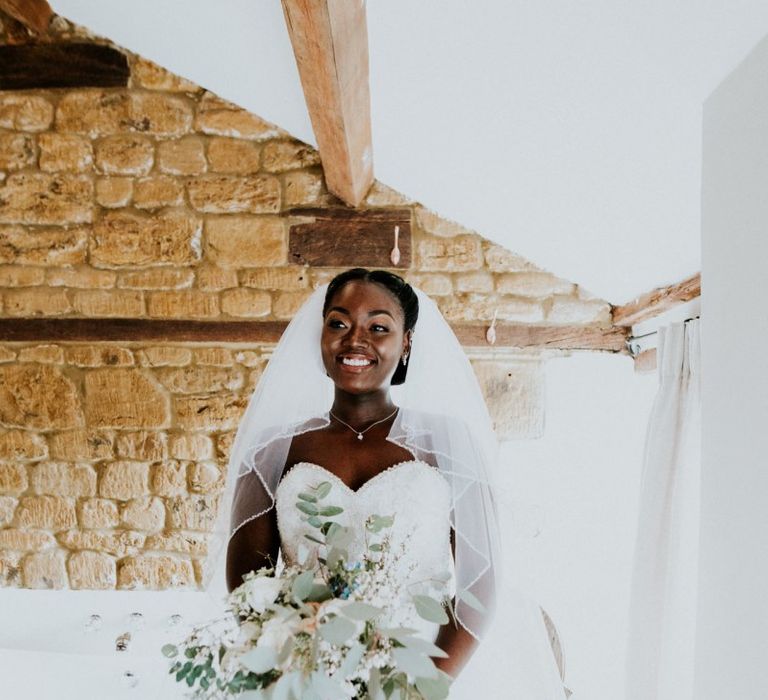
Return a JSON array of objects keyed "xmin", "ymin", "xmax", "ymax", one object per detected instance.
[{"xmin": 225, "ymin": 506, "xmax": 280, "ymax": 592}]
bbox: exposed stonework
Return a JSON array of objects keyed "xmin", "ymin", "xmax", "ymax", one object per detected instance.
[{"xmin": 84, "ymin": 369, "xmax": 169, "ymax": 428}]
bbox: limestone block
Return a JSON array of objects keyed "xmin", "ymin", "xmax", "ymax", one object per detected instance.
[
  {"xmin": 99, "ymin": 461, "xmax": 151, "ymax": 500},
  {"xmin": 198, "ymin": 93, "xmax": 238, "ymax": 112},
  {"xmin": 546, "ymin": 296, "xmax": 612, "ymax": 325},
  {"xmin": 67, "ymin": 550, "xmax": 116, "ymax": 589},
  {"xmin": 95, "ymin": 135, "xmax": 154, "ymax": 175},
  {"xmin": 65, "ymin": 346, "xmax": 133, "ymax": 367},
  {"xmin": 455, "ymin": 272, "xmax": 494, "ymax": 294},
  {"xmin": 147, "ymin": 290, "xmax": 219, "ymax": 319},
  {"xmin": 0, "ymin": 226, "xmax": 88, "ymax": 265},
  {"xmin": 484, "ymin": 243, "xmax": 538, "ymax": 273},
  {"xmin": 131, "ymin": 57, "xmax": 199, "ymax": 92},
  {"xmin": 195, "ymin": 265, "xmax": 238, "ymax": 291},
  {"xmin": 193, "ymin": 348, "xmax": 234, "ymax": 367},
  {"xmin": 156, "ymin": 366, "xmax": 243, "ymax": 394},
  {"xmin": 273, "ymin": 291, "xmax": 312, "ymax": 320},
  {"xmin": 31, "ymin": 462, "xmax": 97, "ymax": 497},
  {"xmin": 133, "ymin": 175, "xmax": 184, "ymax": 209},
  {"xmin": 0, "ymin": 528, "xmax": 54, "ymax": 551},
  {"xmin": 115, "ymin": 431, "xmax": 168, "ymax": 461},
  {"xmin": 216, "ymin": 432, "xmax": 235, "ymax": 461},
  {"xmin": 187, "ymin": 174, "xmax": 281, "ymax": 214},
  {"xmin": 234, "ymin": 350, "xmax": 263, "ymax": 368},
  {"xmin": 283, "ymin": 170, "xmax": 324, "ymax": 207},
  {"xmin": 207, "ymin": 138, "xmax": 261, "ymax": 174},
  {"xmin": 121, "ymin": 496, "xmax": 165, "ymax": 532},
  {"xmin": 136, "ymin": 347, "xmax": 192, "ymax": 367},
  {"xmin": 129, "ymin": 93, "xmax": 193, "ymax": 137},
  {"xmin": 362, "ymin": 181, "xmax": 414, "ymax": 207},
  {"xmin": 151, "ymin": 460, "xmax": 188, "ymax": 497},
  {"xmin": 38, "ymin": 133, "xmax": 93, "ymax": 172},
  {"xmin": 205, "ymin": 216, "xmax": 286, "ymax": 268},
  {"xmin": 0, "ymin": 133, "xmax": 35, "ymax": 170},
  {"xmin": 47, "ymin": 267, "xmax": 116, "ymax": 289},
  {"xmin": 0, "ymin": 265, "xmax": 45, "ymax": 287},
  {"xmin": 85, "ymin": 369, "xmax": 169, "ymax": 430},
  {"xmin": 404, "ymin": 273, "xmax": 453, "ymax": 296},
  {"xmin": 58, "ymin": 529, "xmax": 145, "ymax": 557},
  {"xmin": 3, "ymin": 288, "xmax": 71, "ymax": 316},
  {"xmin": 261, "ymin": 140, "xmax": 320, "ymax": 172},
  {"xmin": 16, "ymin": 496, "xmax": 77, "ymax": 530},
  {"xmin": 0, "ymin": 95, "xmax": 54, "ymax": 132},
  {"xmin": 166, "ymin": 494, "xmax": 220, "ymax": 530},
  {"xmin": 145, "ymin": 531, "xmax": 208, "ymax": 555},
  {"xmin": 417, "ymin": 235, "xmax": 484, "ymax": 272},
  {"xmin": 437, "ymin": 294, "xmax": 544, "ymax": 323},
  {"xmin": 17, "ymin": 345, "xmax": 64, "ymax": 363},
  {"xmin": 95, "ymin": 177, "xmax": 132, "ymax": 208},
  {"xmin": 0, "ymin": 462, "xmax": 27, "ymax": 495},
  {"xmin": 56, "ymin": 91, "xmax": 130, "ymax": 136},
  {"xmin": 497, "ymin": 272, "xmax": 575, "ymax": 298},
  {"xmin": 0, "ymin": 347, "xmax": 16, "ymax": 363},
  {"xmin": 194, "ymin": 108, "xmax": 284, "ymax": 140},
  {"xmin": 169, "ymin": 434, "xmax": 213, "ymax": 461},
  {"xmin": 157, "ymin": 137, "xmax": 206, "ymax": 175},
  {"xmin": 247, "ymin": 367, "xmax": 264, "ymax": 391},
  {"xmin": 91, "ymin": 210, "xmax": 202, "ymax": 267},
  {"xmin": 0, "ymin": 496, "xmax": 17, "ymax": 527},
  {"xmin": 117, "ymin": 554, "xmax": 195, "ymax": 589},
  {"xmin": 22, "ymin": 550, "xmax": 68, "ymax": 589},
  {"xmin": 72, "ymin": 290, "xmax": 144, "ymax": 317},
  {"xmin": 0, "ymin": 173, "xmax": 93, "ymax": 225},
  {"xmin": 221, "ymin": 288, "xmax": 271, "ymax": 318},
  {"xmin": 174, "ymin": 394, "xmax": 247, "ymax": 431},
  {"xmin": 239, "ymin": 267, "xmax": 308, "ymax": 291},
  {"xmin": 188, "ymin": 461, "xmax": 223, "ymax": 494},
  {"xmin": 48, "ymin": 430, "xmax": 113, "ymax": 461},
  {"xmin": 0, "ymin": 365, "xmax": 83, "ymax": 429},
  {"xmin": 78, "ymin": 498, "xmax": 119, "ymax": 529},
  {"xmin": 118, "ymin": 268, "xmax": 194, "ymax": 290},
  {"xmin": 0, "ymin": 551, "xmax": 22, "ymax": 586},
  {"xmin": 414, "ymin": 207, "xmax": 474, "ymax": 239}
]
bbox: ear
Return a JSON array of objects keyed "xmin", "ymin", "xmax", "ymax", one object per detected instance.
[{"xmin": 402, "ymin": 329, "xmax": 413, "ymax": 357}]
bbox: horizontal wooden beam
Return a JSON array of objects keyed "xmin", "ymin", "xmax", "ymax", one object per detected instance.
[
  {"xmin": 0, "ymin": 318, "xmax": 628, "ymax": 352},
  {"xmin": 282, "ymin": 0, "xmax": 374, "ymax": 206},
  {"xmin": 612, "ymin": 272, "xmax": 701, "ymax": 327},
  {"xmin": 0, "ymin": 43, "xmax": 129, "ymax": 90},
  {"xmin": 0, "ymin": 0, "xmax": 52, "ymax": 35}
]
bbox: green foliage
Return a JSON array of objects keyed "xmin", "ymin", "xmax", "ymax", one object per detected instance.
[
  {"xmin": 161, "ymin": 643, "xmax": 178, "ymax": 658},
  {"xmin": 412, "ymin": 595, "xmax": 449, "ymax": 625}
]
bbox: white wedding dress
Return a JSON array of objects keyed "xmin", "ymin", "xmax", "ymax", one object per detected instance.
[{"xmin": 275, "ymin": 459, "xmax": 455, "ymax": 642}]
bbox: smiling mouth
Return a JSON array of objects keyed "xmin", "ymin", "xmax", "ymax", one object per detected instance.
[{"xmin": 338, "ymin": 355, "xmax": 375, "ymax": 369}]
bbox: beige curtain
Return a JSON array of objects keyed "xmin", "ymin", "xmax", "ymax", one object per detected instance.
[{"xmin": 625, "ymin": 319, "xmax": 701, "ymax": 700}]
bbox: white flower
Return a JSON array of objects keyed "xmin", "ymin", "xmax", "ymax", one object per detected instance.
[
  {"xmin": 237, "ymin": 621, "xmax": 260, "ymax": 646},
  {"xmin": 256, "ymin": 616, "xmax": 297, "ymax": 655},
  {"xmin": 244, "ymin": 576, "xmax": 283, "ymax": 614}
]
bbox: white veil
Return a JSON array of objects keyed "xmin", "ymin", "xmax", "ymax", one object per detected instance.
[{"xmin": 203, "ymin": 283, "xmax": 501, "ymax": 641}]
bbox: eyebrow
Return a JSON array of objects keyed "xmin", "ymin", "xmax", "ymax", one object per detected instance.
[{"xmin": 328, "ymin": 306, "xmax": 396, "ymax": 320}]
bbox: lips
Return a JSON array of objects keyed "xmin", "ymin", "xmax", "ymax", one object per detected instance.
[{"xmin": 337, "ymin": 353, "xmax": 375, "ymax": 370}]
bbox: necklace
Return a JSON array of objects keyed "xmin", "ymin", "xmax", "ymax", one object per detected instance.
[{"xmin": 329, "ymin": 407, "xmax": 399, "ymax": 441}]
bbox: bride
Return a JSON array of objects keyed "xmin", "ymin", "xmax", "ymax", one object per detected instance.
[{"xmin": 213, "ymin": 268, "xmax": 563, "ymax": 694}]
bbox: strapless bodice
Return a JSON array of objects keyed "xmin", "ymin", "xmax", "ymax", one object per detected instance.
[{"xmin": 275, "ymin": 460, "xmax": 454, "ymax": 639}]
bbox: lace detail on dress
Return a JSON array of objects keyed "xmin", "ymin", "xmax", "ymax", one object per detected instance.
[{"xmin": 275, "ymin": 460, "xmax": 455, "ymax": 640}]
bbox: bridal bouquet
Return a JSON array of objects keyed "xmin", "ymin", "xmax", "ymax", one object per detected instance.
[{"xmin": 162, "ymin": 479, "xmax": 465, "ymax": 700}]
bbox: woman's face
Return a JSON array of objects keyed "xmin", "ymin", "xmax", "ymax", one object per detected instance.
[{"xmin": 321, "ymin": 280, "xmax": 410, "ymax": 395}]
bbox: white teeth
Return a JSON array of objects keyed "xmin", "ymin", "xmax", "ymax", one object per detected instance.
[{"xmin": 342, "ymin": 357, "xmax": 372, "ymax": 367}]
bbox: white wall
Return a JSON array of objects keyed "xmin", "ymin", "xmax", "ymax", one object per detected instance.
[{"xmin": 696, "ymin": 34, "xmax": 768, "ymax": 699}]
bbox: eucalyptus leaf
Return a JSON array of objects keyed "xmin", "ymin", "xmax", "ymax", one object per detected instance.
[
  {"xmin": 298, "ymin": 492, "xmax": 317, "ymax": 503},
  {"xmin": 318, "ymin": 505, "xmax": 344, "ymax": 517},
  {"xmin": 326, "ymin": 547, "xmax": 344, "ymax": 569},
  {"xmin": 457, "ymin": 588, "xmax": 486, "ymax": 612},
  {"xmin": 369, "ymin": 543, "xmax": 382, "ymax": 552},
  {"xmin": 307, "ymin": 515, "xmax": 322, "ymax": 528},
  {"xmin": 399, "ymin": 636, "xmax": 448, "ymax": 658},
  {"xmin": 240, "ymin": 646, "xmax": 278, "ymax": 674},
  {"xmin": 292, "ymin": 570, "xmax": 315, "ymax": 602},
  {"xmin": 296, "ymin": 501, "xmax": 319, "ymax": 516},
  {"xmin": 315, "ymin": 481, "xmax": 332, "ymax": 499},
  {"xmin": 306, "ymin": 582, "xmax": 333, "ymax": 602},
  {"xmin": 161, "ymin": 643, "xmax": 178, "ymax": 658},
  {"xmin": 271, "ymin": 671, "xmax": 298, "ymax": 700},
  {"xmin": 336, "ymin": 641, "xmax": 365, "ymax": 680},
  {"xmin": 318, "ymin": 616, "xmax": 358, "ymax": 645},
  {"xmin": 414, "ymin": 672, "xmax": 451, "ymax": 700},
  {"xmin": 392, "ymin": 647, "xmax": 438, "ymax": 680},
  {"xmin": 412, "ymin": 595, "xmax": 449, "ymax": 625},
  {"xmin": 339, "ymin": 601, "xmax": 382, "ymax": 621},
  {"xmin": 368, "ymin": 667, "xmax": 385, "ymax": 700},
  {"xmin": 303, "ymin": 534, "xmax": 324, "ymax": 545},
  {"xmin": 379, "ymin": 626, "xmax": 419, "ymax": 641},
  {"xmin": 309, "ymin": 670, "xmax": 349, "ymax": 700}
]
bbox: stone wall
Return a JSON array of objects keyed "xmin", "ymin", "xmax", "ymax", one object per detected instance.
[{"xmin": 0, "ymin": 13, "xmax": 612, "ymax": 589}]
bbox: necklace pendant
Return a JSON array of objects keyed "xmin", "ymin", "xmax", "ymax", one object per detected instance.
[{"xmin": 357, "ymin": 433, "xmax": 364, "ymax": 441}]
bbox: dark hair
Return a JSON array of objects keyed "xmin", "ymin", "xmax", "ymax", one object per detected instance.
[{"xmin": 323, "ymin": 268, "xmax": 419, "ymax": 385}]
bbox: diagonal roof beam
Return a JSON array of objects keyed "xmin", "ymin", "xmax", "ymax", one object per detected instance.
[{"xmin": 282, "ymin": 0, "xmax": 373, "ymax": 207}]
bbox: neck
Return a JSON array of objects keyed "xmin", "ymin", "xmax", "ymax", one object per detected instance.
[{"xmin": 330, "ymin": 389, "xmax": 396, "ymax": 426}]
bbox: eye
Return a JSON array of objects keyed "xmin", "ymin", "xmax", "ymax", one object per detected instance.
[
  {"xmin": 326, "ymin": 317, "xmax": 346, "ymax": 329},
  {"xmin": 371, "ymin": 323, "xmax": 389, "ymax": 333}
]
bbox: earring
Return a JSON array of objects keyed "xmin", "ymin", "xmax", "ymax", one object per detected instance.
[{"xmin": 401, "ymin": 353, "xmax": 409, "ymax": 366}]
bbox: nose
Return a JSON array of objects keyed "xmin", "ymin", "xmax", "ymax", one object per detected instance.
[{"xmin": 346, "ymin": 322, "xmax": 369, "ymax": 348}]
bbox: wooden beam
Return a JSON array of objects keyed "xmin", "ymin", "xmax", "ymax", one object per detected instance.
[
  {"xmin": 282, "ymin": 0, "xmax": 373, "ymax": 206},
  {"xmin": 0, "ymin": 318, "xmax": 628, "ymax": 352},
  {"xmin": 0, "ymin": 43, "xmax": 129, "ymax": 89},
  {"xmin": 288, "ymin": 207, "xmax": 411, "ymax": 267},
  {"xmin": 0, "ymin": 0, "xmax": 52, "ymax": 35},
  {"xmin": 612, "ymin": 272, "xmax": 701, "ymax": 327}
]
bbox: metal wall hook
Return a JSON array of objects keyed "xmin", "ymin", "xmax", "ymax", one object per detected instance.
[
  {"xmin": 486, "ymin": 308, "xmax": 498, "ymax": 345},
  {"xmin": 390, "ymin": 225, "xmax": 401, "ymax": 266}
]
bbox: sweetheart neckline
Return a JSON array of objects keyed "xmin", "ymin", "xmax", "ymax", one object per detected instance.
[{"xmin": 278, "ymin": 459, "xmax": 438, "ymax": 496}]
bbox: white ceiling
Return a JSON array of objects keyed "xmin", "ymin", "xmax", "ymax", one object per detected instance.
[{"xmin": 53, "ymin": 1, "xmax": 768, "ymax": 303}]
